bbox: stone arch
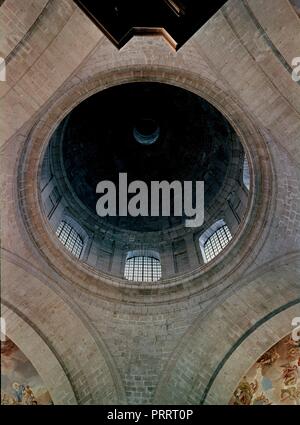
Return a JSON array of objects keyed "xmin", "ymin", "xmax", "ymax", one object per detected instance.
[
  {"xmin": 154, "ymin": 254, "xmax": 300, "ymax": 404},
  {"xmin": 1, "ymin": 302, "xmax": 77, "ymax": 405},
  {"xmin": 1, "ymin": 253, "xmax": 127, "ymax": 404},
  {"xmin": 204, "ymin": 302, "xmax": 299, "ymax": 405}
]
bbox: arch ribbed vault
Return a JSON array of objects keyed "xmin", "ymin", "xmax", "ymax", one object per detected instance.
[
  {"xmin": 154, "ymin": 254, "xmax": 300, "ymax": 404},
  {"xmin": 1, "ymin": 253, "xmax": 126, "ymax": 405},
  {"xmin": 1, "ymin": 0, "xmax": 300, "ymax": 406}
]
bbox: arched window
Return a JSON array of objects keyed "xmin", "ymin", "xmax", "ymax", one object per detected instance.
[
  {"xmin": 243, "ymin": 155, "xmax": 250, "ymax": 190},
  {"xmin": 124, "ymin": 250, "xmax": 161, "ymax": 282},
  {"xmin": 56, "ymin": 220, "xmax": 84, "ymax": 259},
  {"xmin": 199, "ymin": 219, "xmax": 232, "ymax": 263}
]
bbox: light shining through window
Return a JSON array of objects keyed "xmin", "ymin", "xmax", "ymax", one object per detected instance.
[
  {"xmin": 204, "ymin": 225, "xmax": 232, "ymax": 262},
  {"xmin": 243, "ymin": 156, "xmax": 250, "ymax": 190},
  {"xmin": 124, "ymin": 252, "xmax": 161, "ymax": 282},
  {"xmin": 56, "ymin": 221, "xmax": 84, "ymax": 259}
]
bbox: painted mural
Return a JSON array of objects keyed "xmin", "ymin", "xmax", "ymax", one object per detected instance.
[
  {"xmin": 1, "ymin": 337, "xmax": 53, "ymax": 405},
  {"xmin": 230, "ymin": 334, "xmax": 300, "ymax": 405}
]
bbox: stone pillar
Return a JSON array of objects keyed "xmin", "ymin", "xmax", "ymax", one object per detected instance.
[
  {"xmin": 184, "ymin": 233, "xmax": 200, "ymax": 269},
  {"xmin": 48, "ymin": 198, "xmax": 65, "ymax": 231},
  {"xmin": 110, "ymin": 244, "xmax": 125, "ymax": 277},
  {"xmin": 160, "ymin": 242, "xmax": 176, "ymax": 277}
]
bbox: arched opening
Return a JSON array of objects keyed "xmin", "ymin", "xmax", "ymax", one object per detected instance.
[
  {"xmin": 199, "ymin": 219, "xmax": 232, "ymax": 263},
  {"xmin": 124, "ymin": 250, "xmax": 161, "ymax": 282},
  {"xmin": 243, "ymin": 155, "xmax": 250, "ymax": 191},
  {"xmin": 56, "ymin": 220, "xmax": 84, "ymax": 259}
]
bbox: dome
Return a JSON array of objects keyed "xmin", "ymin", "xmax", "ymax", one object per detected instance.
[{"xmin": 40, "ymin": 82, "xmax": 250, "ymax": 280}]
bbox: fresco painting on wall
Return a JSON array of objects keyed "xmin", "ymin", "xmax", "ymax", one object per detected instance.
[
  {"xmin": 1, "ymin": 337, "xmax": 53, "ymax": 405},
  {"xmin": 230, "ymin": 334, "xmax": 300, "ymax": 405}
]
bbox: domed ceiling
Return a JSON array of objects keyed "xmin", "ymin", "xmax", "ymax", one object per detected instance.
[{"xmin": 57, "ymin": 82, "xmax": 243, "ymax": 232}]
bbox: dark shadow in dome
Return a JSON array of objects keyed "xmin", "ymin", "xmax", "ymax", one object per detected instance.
[{"xmin": 54, "ymin": 82, "xmax": 242, "ymax": 232}]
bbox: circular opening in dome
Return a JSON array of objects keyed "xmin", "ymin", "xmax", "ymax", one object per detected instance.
[
  {"xmin": 41, "ymin": 82, "xmax": 249, "ymax": 233},
  {"xmin": 133, "ymin": 118, "xmax": 160, "ymax": 145},
  {"xmin": 38, "ymin": 81, "xmax": 254, "ymax": 282}
]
